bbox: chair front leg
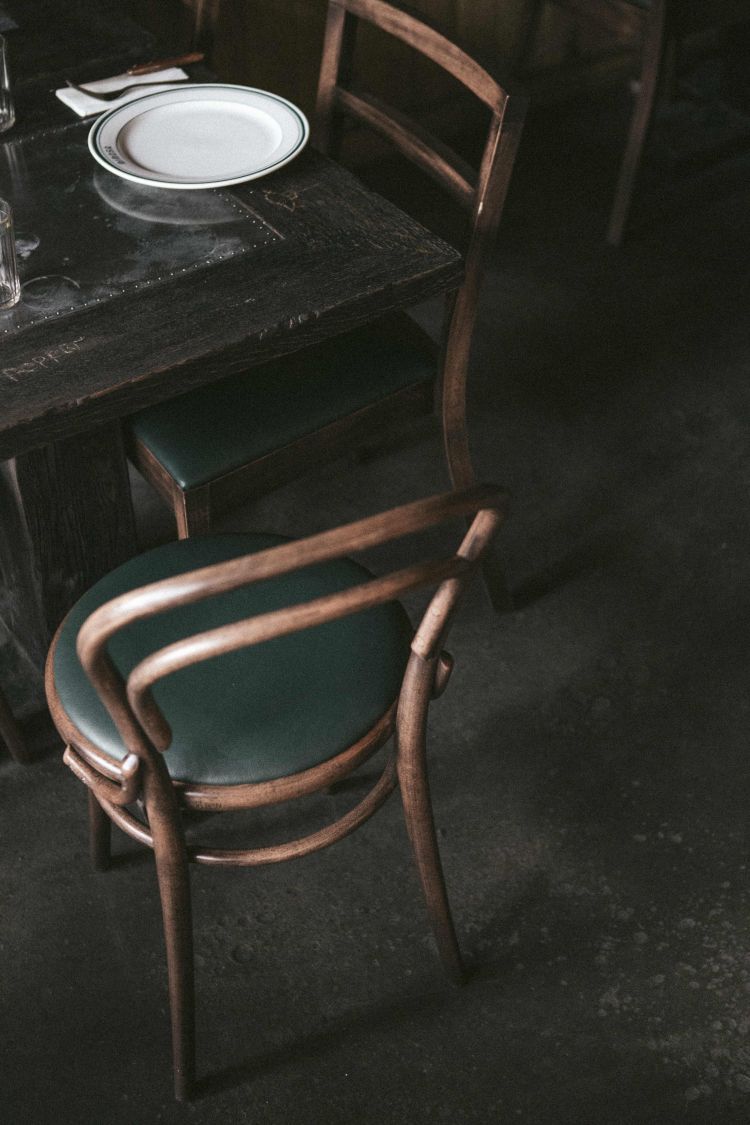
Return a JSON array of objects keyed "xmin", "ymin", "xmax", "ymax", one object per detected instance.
[
  {"xmin": 397, "ymin": 658, "xmax": 465, "ymax": 985},
  {"xmin": 145, "ymin": 768, "xmax": 196, "ymax": 1101},
  {"xmin": 174, "ymin": 485, "xmax": 212, "ymax": 540},
  {"xmin": 88, "ymin": 789, "xmax": 111, "ymax": 872}
]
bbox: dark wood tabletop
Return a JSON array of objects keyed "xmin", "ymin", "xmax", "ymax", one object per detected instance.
[
  {"xmin": 0, "ymin": 142, "xmax": 461, "ymax": 460},
  {"xmin": 0, "ymin": 2, "xmax": 462, "ymax": 727}
]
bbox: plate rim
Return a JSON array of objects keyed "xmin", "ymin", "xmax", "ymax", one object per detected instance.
[{"xmin": 88, "ymin": 83, "xmax": 310, "ymax": 190}]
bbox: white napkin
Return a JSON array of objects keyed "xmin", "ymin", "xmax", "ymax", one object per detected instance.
[{"xmin": 55, "ymin": 67, "xmax": 189, "ymax": 117}]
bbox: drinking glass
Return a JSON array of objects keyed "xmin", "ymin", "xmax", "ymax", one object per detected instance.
[
  {"xmin": 0, "ymin": 198, "xmax": 21, "ymax": 308},
  {"xmin": 0, "ymin": 34, "xmax": 14, "ymax": 133}
]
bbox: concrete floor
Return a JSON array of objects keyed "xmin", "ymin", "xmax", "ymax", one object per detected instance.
[{"xmin": 3, "ymin": 71, "xmax": 750, "ymax": 1123}]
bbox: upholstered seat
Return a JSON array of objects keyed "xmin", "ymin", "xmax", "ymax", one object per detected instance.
[
  {"xmin": 52, "ymin": 533, "xmax": 412, "ymax": 785},
  {"xmin": 128, "ymin": 315, "xmax": 435, "ymax": 491}
]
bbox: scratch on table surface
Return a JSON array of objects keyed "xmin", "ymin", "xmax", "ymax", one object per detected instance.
[
  {"xmin": 1, "ymin": 337, "xmax": 85, "ymax": 381},
  {"xmin": 262, "ymin": 186, "xmax": 313, "ymax": 212}
]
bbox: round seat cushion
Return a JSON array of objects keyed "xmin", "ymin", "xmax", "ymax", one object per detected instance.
[{"xmin": 52, "ymin": 534, "xmax": 413, "ymax": 786}]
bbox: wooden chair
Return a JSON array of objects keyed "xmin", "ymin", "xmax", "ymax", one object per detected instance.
[
  {"xmin": 125, "ymin": 1, "xmax": 526, "ymax": 577},
  {"xmin": 520, "ymin": 0, "xmax": 750, "ymax": 244},
  {"xmin": 45, "ymin": 483, "xmax": 507, "ymax": 1100}
]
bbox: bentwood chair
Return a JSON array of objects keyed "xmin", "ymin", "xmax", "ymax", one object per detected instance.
[
  {"xmin": 125, "ymin": 2, "xmax": 526, "ymax": 572},
  {"xmin": 520, "ymin": 0, "xmax": 750, "ymax": 244},
  {"xmin": 45, "ymin": 483, "xmax": 507, "ymax": 1100}
]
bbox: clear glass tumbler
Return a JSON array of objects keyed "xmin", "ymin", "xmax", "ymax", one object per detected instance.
[
  {"xmin": 0, "ymin": 198, "xmax": 21, "ymax": 308},
  {"xmin": 0, "ymin": 34, "xmax": 14, "ymax": 133}
]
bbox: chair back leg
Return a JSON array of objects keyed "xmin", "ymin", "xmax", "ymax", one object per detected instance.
[
  {"xmin": 440, "ymin": 315, "xmax": 513, "ymax": 612},
  {"xmin": 397, "ymin": 660, "xmax": 465, "ymax": 984}
]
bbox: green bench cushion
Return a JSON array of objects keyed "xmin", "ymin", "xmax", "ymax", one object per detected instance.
[
  {"xmin": 53, "ymin": 534, "xmax": 413, "ymax": 786},
  {"xmin": 127, "ymin": 316, "xmax": 435, "ymax": 490}
]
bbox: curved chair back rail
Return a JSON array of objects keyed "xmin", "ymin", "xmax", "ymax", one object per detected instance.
[{"xmin": 61, "ymin": 483, "xmax": 506, "ymax": 784}]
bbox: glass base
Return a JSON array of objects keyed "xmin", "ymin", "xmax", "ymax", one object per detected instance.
[
  {"xmin": 21, "ymin": 274, "xmax": 81, "ymax": 311},
  {"xmin": 0, "ymin": 279, "xmax": 20, "ymax": 308}
]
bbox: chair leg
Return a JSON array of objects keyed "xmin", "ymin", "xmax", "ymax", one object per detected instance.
[
  {"xmin": 607, "ymin": 2, "xmax": 670, "ymax": 245},
  {"xmin": 0, "ymin": 683, "xmax": 29, "ymax": 763},
  {"xmin": 174, "ymin": 486, "xmax": 211, "ymax": 540},
  {"xmin": 397, "ymin": 690, "xmax": 464, "ymax": 984},
  {"xmin": 88, "ymin": 790, "xmax": 111, "ymax": 872},
  {"xmin": 147, "ymin": 773, "xmax": 196, "ymax": 1101},
  {"xmin": 442, "ymin": 375, "xmax": 514, "ymax": 613}
]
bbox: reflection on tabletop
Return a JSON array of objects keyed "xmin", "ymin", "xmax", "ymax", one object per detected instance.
[{"xmin": 0, "ymin": 122, "xmax": 277, "ymax": 333}]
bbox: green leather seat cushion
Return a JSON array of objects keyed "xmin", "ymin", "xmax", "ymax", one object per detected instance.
[
  {"xmin": 53, "ymin": 534, "xmax": 413, "ymax": 786},
  {"xmin": 127, "ymin": 316, "xmax": 435, "ymax": 490}
]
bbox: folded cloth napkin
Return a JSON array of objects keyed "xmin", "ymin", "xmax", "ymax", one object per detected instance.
[{"xmin": 55, "ymin": 67, "xmax": 189, "ymax": 117}]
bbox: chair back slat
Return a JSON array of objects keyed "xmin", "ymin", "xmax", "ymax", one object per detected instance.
[
  {"xmin": 334, "ymin": 88, "xmax": 476, "ymax": 208},
  {"xmin": 334, "ymin": 0, "xmax": 509, "ymax": 111},
  {"xmin": 313, "ymin": 0, "xmax": 528, "ymax": 405},
  {"xmin": 77, "ymin": 484, "xmax": 502, "ymax": 662}
]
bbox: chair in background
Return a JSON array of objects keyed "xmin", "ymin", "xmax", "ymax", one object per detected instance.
[
  {"xmin": 125, "ymin": 0, "xmax": 526, "ymax": 607},
  {"xmin": 46, "ymin": 483, "xmax": 507, "ymax": 1099},
  {"xmin": 520, "ymin": 0, "xmax": 750, "ymax": 245}
]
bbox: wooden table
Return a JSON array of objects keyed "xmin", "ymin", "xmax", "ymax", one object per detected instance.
[{"xmin": 0, "ymin": 4, "xmax": 462, "ymax": 729}]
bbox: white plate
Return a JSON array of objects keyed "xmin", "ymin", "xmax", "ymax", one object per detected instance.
[{"xmin": 88, "ymin": 84, "xmax": 309, "ymax": 190}]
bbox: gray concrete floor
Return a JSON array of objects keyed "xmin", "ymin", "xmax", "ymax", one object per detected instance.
[{"xmin": 3, "ymin": 74, "xmax": 750, "ymax": 1123}]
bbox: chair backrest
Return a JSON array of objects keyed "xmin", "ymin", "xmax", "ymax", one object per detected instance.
[
  {"xmin": 314, "ymin": 0, "xmax": 527, "ymax": 325},
  {"xmin": 74, "ymin": 485, "xmax": 507, "ymax": 764},
  {"xmin": 313, "ymin": 1, "xmax": 527, "ymax": 494}
]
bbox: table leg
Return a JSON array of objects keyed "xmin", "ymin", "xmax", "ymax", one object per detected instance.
[{"xmin": 0, "ymin": 423, "xmax": 136, "ymax": 747}]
